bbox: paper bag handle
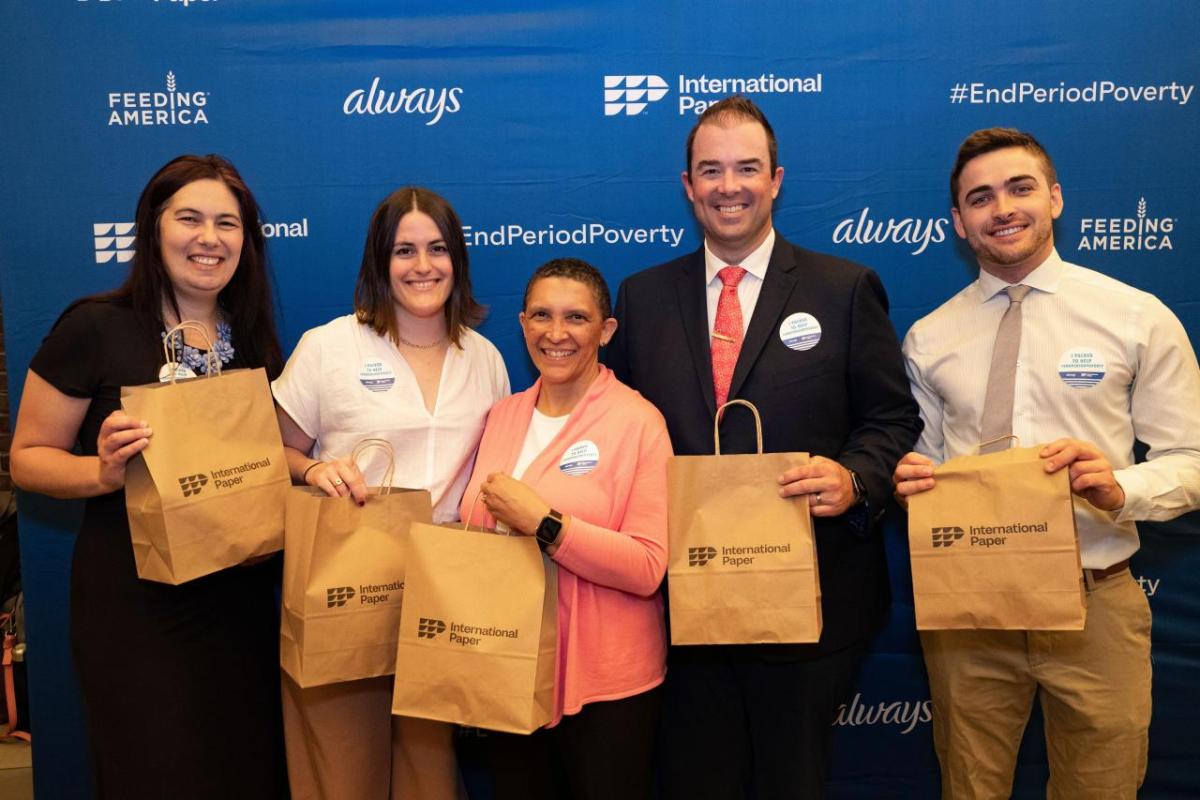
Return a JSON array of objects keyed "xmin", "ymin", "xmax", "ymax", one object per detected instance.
[
  {"xmin": 713, "ymin": 399, "xmax": 764, "ymax": 456},
  {"xmin": 975, "ymin": 434, "xmax": 1020, "ymax": 454},
  {"xmin": 350, "ymin": 438, "xmax": 396, "ymax": 496},
  {"xmin": 162, "ymin": 320, "xmax": 221, "ymax": 382},
  {"xmin": 463, "ymin": 486, "xmax": 522, "ymax": 537}
]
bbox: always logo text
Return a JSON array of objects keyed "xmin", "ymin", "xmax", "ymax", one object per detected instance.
[
  {"xmin": 832, "ymin": 208, "xmax": 949, "ymax": 255},
  {"xmin": 343, "ymin": 78, "xmax": 462, "ymax": 126}
]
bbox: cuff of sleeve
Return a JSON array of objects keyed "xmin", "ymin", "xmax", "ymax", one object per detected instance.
[{"xmin": 1112, "ymin": 467, "xmax": 1148, "ymax": 523}]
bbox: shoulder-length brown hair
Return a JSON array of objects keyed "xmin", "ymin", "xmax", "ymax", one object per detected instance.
[
  {"xmin": 354, "ymin": 186, "xmax": 485, "ymax": 348},
  {"xmin": 104, "ymin": 153, "xmax": 283, "ymax": 377}
]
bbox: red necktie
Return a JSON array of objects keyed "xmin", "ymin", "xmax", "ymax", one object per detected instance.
[{"xmin": 711, "ymin": 266, "xmax": 747, "ymax": 407}]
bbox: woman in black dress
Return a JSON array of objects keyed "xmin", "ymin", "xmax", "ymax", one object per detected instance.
[{"xmin": 11, "ymin": 154, "xmax": 289, "ymax": 798}]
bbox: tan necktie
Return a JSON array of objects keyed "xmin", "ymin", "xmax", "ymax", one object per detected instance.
[{"xmin": 979, "ymin": 284, "xmax": 1031, "ymax": 455}]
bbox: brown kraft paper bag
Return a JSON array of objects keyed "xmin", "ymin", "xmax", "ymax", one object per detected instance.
[
  {"xmin": 121, "ymin": 322, "xmax": 290, "ymax": 584},
  {"xmin": 280, "ymin": 439, "xmax": 433, "ymax": 688},
  {"xmin": 667, "ymin": 399, "xmax": 822, "ymax": 645},
  {"xmin": 907, "ymin": 445, "xmax": 1085, "ymax": 630},
  {"xmin": 391, "ymin": 520, "xmax": 557, "ymax": 734}
]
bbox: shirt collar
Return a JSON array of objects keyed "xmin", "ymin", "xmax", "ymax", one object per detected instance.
[
  {"xmin": 704, "ymin": 228, "xmax": 775, "ymax": 286},
  {"xmin": 973, "ymin": 247, "xmax": 1066, "ymax": 303}
]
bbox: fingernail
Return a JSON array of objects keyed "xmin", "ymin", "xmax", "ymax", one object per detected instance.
[{"xmin": 358, "ymin": 500, "xmax": 365, "ymax": 507}]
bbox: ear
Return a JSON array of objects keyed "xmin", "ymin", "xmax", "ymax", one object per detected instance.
[
  {"xmin": 600, "ymin": 317, "xmax": 618, "ymax": 347},
  {"xmin": 951, "ymin": 206, "xmax": 966, "ymax": 240},
  {"xmin": 681, "ymin": 170, "xmax": 695, "ymax": 203},
  {"xmin": 1049, "ymin": 183, "xmax": 1064, "ymax": 220},
  {"xmin": 770, "ymin": 166, "xmax": 784, "ymax": 199}
]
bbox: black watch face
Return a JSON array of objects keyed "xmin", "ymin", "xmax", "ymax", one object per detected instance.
[{"xmin": 537, "ymin": 515, "xmax": 561, "ymax": 544}]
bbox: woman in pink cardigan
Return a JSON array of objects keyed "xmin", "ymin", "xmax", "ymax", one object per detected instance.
[{"xmin": 461, "ymin": 257, "xmax": 671, "ymax": 800}]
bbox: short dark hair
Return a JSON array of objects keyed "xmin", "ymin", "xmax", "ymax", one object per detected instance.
[
  {"xmin": 685, "ymin": 94, "xmax": 778, "ymax": 176},
  {"xmin": 107, "ymin": 154, "xmax": 282, "ymax": 376},
  {"xmin": 523, "ymin": 258, "xmax": 612, "ymax": 320},
  {"xmin": 354, "ymin": 186, "xmax": 485, "ymax": 348},
  {"xmin": 950, "ymin": 127, "xmax": 1057, "ymax": 208}
]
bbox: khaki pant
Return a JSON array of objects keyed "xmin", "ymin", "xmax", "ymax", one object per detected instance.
[
  {"xmin": 920, "ymin": 570, "xmax": 1151, "ymax": 800},
  {"xmin": 282, "ymin": 673, "xmax": 465, "ymax": 800}
]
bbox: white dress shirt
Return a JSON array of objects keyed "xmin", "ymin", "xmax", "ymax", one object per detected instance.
[
  {"xmin": 704, "ymin": 228, "xmax": 774, "ymax": 336},
  {"xmin": 903, "ymin": 249, "xmax": 1200, "ymax": 568},
  {"xmin": 273, "ymin": 314, "xmax": 510, "ymax": 523}
]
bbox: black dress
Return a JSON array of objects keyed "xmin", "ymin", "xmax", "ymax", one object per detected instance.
[{"xmin": 29, "ymin": 298, "xmax": 288, "ymax": 799}]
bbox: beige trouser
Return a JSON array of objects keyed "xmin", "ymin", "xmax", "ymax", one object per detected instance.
[
  {"xmin": 282, "ymin": 673, "xmax": 465, "ymax": 800},
  {"xmin": 921, "ymin": 569, "xmax": 1151, "ymax": 800}
]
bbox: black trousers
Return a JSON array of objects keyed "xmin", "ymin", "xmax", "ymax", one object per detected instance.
[
  {"xmin": 485, "ymin": 686, "xmax": 662, "ymax": 800},
  {"xmin": 659, "ymin": 643, "xmax": 868, "ymax": 800}
]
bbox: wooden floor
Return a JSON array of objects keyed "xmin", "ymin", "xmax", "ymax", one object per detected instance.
[{"xmin": 0, "ymin": 738, "xmax": 33, "ymax": 800}]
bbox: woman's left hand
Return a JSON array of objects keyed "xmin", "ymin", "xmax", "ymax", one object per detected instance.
[{"xmin": 480, "ymin": 473, "xmax": 550, "ymax": 535}]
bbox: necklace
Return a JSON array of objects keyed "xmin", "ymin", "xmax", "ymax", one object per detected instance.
[
  {"xmin": 396, "ymin": 333, "xmax": 447, "ymax": 349},
  {"xmin": 162, "ymin": 320, "xmax": 235, "ymax": 374}
]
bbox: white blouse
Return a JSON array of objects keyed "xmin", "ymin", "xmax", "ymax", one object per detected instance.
[{"xmin": 273, "ymin": 314, "xmax": 510, "ymax": 523}]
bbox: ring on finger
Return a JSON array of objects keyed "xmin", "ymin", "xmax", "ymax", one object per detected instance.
[
  {"xmin": 815, "ymin": 492, "xmax": 822, "ymax": 505},
  {"xmin": 332, "ymin": 478, "xmax": 344, "ymax": 487}
]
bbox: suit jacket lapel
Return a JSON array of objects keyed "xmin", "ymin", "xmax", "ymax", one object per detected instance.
[
  {"xmin": 728, "ymin": 236, "xmax": 799, "ymax": 401},
  {"xmin": 675, "ymin": 249, "xmax": 717, "ymax": 418}
]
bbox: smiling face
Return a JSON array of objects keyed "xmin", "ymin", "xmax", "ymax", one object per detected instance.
[
  {"xmin": 952, "ymin": 146, "xmax": 1063, "ymax": 283},
  {"xmin": 683, "ymin": 118, "xmax": 784, "ymax": 264},
  {"xmin": 158, "ymin": 178, "xmax": 243, "ymax": 302},
  {"xmin": 520, "ymin": 276, "xmax": 617, "ymax": 396},
  {"xmin": 389, "ymin": 209, "xmax": 454, "ymax": 322}
]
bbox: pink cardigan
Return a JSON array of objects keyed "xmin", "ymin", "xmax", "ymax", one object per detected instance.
[{"xmin": 461, "ymin": 366, "xmax": 671, "ymax": 726}]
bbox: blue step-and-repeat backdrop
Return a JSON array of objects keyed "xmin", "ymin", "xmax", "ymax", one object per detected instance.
[{"xmin": 2, "ymin": 2, "xmax": 1197, "ymax": 797}]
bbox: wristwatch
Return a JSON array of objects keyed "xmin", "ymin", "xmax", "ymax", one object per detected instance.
[
  {"xmin": 535, "ymin": 509, "xmax": 564, "ymax": 551},
  {"xmin": 848, "ymin": 469, "xmax": 866, "ymax": 507}
]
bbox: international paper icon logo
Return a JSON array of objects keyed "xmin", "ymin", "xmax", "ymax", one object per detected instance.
[
  {"xmin": 417, "ymin": 618, "xmax": 447, "ymax": 638},
  {"xmin": 326, "ymin": 587, "xmax": 355, "ymax": 608},
  {"xmin": 604, "ymin": 75, "xmax": 669, "ymax": 116},
  {"xmin": 688, "ymin": 546, "xmax": 717, "ymax": 566},
  {"xmin": 931, "ymin": 527, "xmax": 964, "ymax": 547},
  {"xmin": 94, "ymin": 223, "xmax": 135, "ymax": 264},
  {"xmin": 177, "ymin": 474, "xmax": 208, "ymax": 497}
]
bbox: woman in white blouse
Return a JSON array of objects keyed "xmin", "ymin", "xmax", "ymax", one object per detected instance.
[{"xmin": 272, "ymin": 187, "xmax": 509, "ymax": 800}]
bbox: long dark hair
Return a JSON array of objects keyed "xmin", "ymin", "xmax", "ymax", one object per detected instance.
[
  {"xmin": 354, "ymin": 186, "xmax": 485, "ymax": 348},
  {"xmin": 104, "ymin": 154, "xmax": 283, "ymax": 376}
]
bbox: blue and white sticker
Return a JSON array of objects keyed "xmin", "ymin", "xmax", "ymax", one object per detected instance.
[
  {"xmin": 1058, "ymin": 348, "xmax": 1105, "ymax": 388},
  {"xmin": 158, "ymin": 362, "xmax": 196, "ymax": 382},
  {"xmin": 559, "ymin": 440, "xmax": 600, "ymax": 476},
  {"xmin": 778, "ymin": 312, "xmax": 822, "ymax": 352},
  {"xmin": 359, "ymin": 360, "xmax": 396, "ymax": 392}
]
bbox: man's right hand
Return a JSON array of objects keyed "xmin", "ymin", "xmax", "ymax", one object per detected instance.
[{"xmin": 892, "ymin": 451, "xmax": 936, "ymax": 507}]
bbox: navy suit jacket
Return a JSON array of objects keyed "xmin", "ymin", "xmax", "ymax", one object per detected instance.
[{"xmin": 606, "ymin": 233, "xmax": 921, "ymax": 658}]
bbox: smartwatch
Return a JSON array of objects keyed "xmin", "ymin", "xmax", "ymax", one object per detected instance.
[{"xmin": 535, "ymin": 509, "xmax": 564, "ymax": 551}]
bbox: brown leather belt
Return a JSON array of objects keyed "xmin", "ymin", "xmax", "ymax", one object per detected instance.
[{"xmin": 1083, "ymin": 558, "xmax": 1130, "ymax": 589}]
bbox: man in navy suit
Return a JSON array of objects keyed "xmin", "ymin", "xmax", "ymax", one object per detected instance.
[{"xmin": 606, "ymin": 95, "xmax": 920, "ymax": 799}]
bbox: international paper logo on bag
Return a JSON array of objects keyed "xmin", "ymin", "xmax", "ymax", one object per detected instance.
[
  {"xmin": 392, "ymin": 515, "xmax": 557, "ymax": 735},
  {"xmin": 280, "ymin": 439, "xmax": 433, "ymax": 688},
  {"xmin": 667, "ymin": 400, "xmax": 822, "ymax": 645},
  {"xmin": 907, "ymin": 444, "xmax": 1085, "ymax": 630},
  {"xmin": 121, "ymin": 322, "xmax": 290, "ymax": 585}
]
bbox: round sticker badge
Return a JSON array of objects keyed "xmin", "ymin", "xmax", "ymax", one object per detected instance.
[
  {"xmin": 778, "ymin": 312, "xmax": 822, "ymax": 352},
  {"xmin": 559, "ymin": 440, "xmax": 600, "ymax": 477},
  {"xmin": 158, "ymin": 362, "xmax": 196, "ymax": 382},
  {"xmin": 358, "ymin": 360, "xmax": 396, "ymax": 393},
  {"xmin": 1057, "ymin": 348, "xmax": 1106, "ymax": 388}
]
